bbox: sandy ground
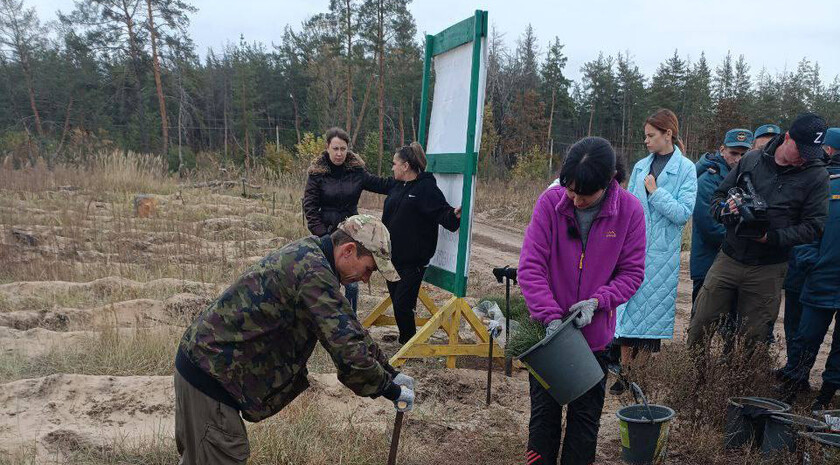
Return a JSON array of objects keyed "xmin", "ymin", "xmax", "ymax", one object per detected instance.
[{"xmin": 1, "ymin": 191, "xmax": 834, "ymax": 464}]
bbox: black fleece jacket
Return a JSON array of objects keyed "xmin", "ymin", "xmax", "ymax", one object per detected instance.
[
  {"xmin": 711, "ymin": 134, "xmax": 829, "ymax": 265},
  {"xmin": 382, "ymin": 172, "xmax": 460, "ymax": 269}
]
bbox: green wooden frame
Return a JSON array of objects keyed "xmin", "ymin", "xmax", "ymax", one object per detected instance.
[{"xmin": 417, "ymin": 10, "xmax": 488, "ymax": 297}]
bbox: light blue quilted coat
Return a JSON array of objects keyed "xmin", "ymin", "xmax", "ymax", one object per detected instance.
[{"xmin": 615, "ymin": 147, "xmax": 697, "ymax": 339}]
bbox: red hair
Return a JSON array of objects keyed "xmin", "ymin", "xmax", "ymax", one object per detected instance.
[{"xmin": 645, "ymin": 109, "xmax": 685, "ymax": 154}]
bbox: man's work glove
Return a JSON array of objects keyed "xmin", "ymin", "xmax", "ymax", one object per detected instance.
[
  {"xmin": 570, "ymin": 298, "xmax": 598, "ymax": 328},
  {"xmin": 393, "ymin": 372, "xmax": 415, "ymax": 391},
  {"xmin": 394, "ymin": 385, "xmax": 414, "ymax": 412}
]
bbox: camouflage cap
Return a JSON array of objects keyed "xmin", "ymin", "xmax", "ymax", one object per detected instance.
[{"xmin": 337, "ymin": 215, "xmax": 400, "ymax": 282}]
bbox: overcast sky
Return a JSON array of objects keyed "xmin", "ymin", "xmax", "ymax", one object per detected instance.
[{"xmin": 31, "ymin": 0, "xmax": 840, "ymax": 83}]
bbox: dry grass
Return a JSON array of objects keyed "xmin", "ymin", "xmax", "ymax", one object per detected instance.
[
  {"xmin": 0, "ymin": 326, "xmax": 180, "ymax": 383},
  {"xmin": 627, "ymin": 335, "xmax": 819, "ymax": 465}
]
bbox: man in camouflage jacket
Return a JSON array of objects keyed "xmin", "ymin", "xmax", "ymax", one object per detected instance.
[{"xmin": 174, "ymin": 215, "xmax": 414, "ymax": 464}]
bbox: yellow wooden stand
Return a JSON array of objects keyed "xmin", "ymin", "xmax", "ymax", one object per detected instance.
[{"xmin": 362, "ymin": 288, "xmax": 504, "ymax": 368}]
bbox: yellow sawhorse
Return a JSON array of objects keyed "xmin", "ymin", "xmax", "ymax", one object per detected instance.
[{"xmin": 362, "ymin": 288, "xmax": 504, "ymax": 368}]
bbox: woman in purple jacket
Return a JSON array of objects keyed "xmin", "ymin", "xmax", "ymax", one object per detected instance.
[{"xmin": 519, "ymin": 137, "xmax": 646, "ymax": 465}]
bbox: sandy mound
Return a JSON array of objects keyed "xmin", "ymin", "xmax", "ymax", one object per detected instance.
[
  {"xmin": 0, "ymin": 326, "xmax": 174, "ymax": 357},
  {"xmin": 0, "ymin": 374, "xmax": 174, "ymax": 457},
  {"xmin": 0, "ymin": 299, "xmax": 170, "ymax": 331}
]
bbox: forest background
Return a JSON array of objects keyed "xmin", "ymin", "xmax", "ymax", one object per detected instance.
[{"xmin": 2, "ymin": 0, "xmax": 839, "ymax": 182}]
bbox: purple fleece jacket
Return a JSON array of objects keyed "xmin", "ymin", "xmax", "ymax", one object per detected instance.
[{"xmin": 518, "ymin": 180, "xmax": 646, "ymax": 352}]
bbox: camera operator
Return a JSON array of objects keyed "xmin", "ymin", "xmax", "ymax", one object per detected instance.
[{"xmin": 688, "ymin": 113, "xmax": 830, "ymax": 353}]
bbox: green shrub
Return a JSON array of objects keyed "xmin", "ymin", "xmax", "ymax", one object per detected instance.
[{"xmin": 512, "ymin": 145, "xmax": 552, "ymax": 185}]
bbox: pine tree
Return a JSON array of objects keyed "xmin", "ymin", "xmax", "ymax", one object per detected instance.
[
  {"xmin": 0, "ymin": 0, "xmax": 47, "ymax": 137},
  {"xmin": 540, "ymin": 37, "xmax": 572, "ymax": 147},
  {"xmin": 649, "ymin": 50, "xmax": 686, "ymax": 114}
]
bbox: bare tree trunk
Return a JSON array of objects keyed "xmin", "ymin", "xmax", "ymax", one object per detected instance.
[
  {"xmin": 398, "ymin": 101, "xmax": 404, "ymax": 146},
  {"xmin": 345, "ymin": 0, "xmax": 352, "ymax": 134},
  {"xmin": 290, "ymin": 92, "xmax": 301, "ymax": 145},
  {"xmin": 146, "ymin": 0, "xmax": 168, "ymax": 156},
  {"xmin": 351, "ymin": 74, "xmax": 374, "ymax": 147},
  {"xmin": 55, "ymin": 94, "xmax": 74, "ymax": 160},
  {"xmin": 376, "ymin": 0, "xmax": 385, "ymax": 175},
  {"xmin": 177, "ymin": 65, "xmax": 185, "ymax": 175},
  {"xmin": 546, "ymin": 88, "xmax": 555, "ymax": 148},
  {"xmin": 21, "ymin": 59, "xmax": 43, "ymax": 137},
  {"xmin": 587, "ymin": 104, "xmax": 595, "ymax": 137},
  {"xmin": 122, "ymin": 0, "xmax": 149, "ymax": 151},
  {"xmin": 241, "ymin": 78, "xmax": 249, "ymax": 168}
]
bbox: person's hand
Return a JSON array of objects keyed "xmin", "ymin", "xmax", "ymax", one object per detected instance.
[
  {"xmin": 393, "ymin": 372, "xmax": 415, "ymax": 391},
  {"xmin": 394, "ymin": 385, "xmax": 414, "ymax": 412},
  {"xmin": 454, "ymin": 206, "xmax": 462, "ymax": 219},
  {"xmin": 570, "ymin": 298, "xmax": 598, "ymax": 328},
  {"xmin": 644, "ymin": 174, "xmax": 657, "ymax": 194},
  {"xmin": 546, "ymin": 318, "xmax": 564, "ymax": 337},
  {"xmin": 727, "ymin": 197, "xmax": 740, "ymax": 216}
]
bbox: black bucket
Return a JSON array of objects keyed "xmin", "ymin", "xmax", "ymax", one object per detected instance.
[
  {"xmin": 760, "ymin": 413, "xmax": 828, "ymax": 454},
  {"xmin": 724, "ymin": 397, "xmax": 790, "ymax": 449},
  {"xmin": 516, "ymin": 308, "xmax": 604, "ymax": 405},
  {"xmin": 800, "ymin": 432, "xmax": 840, "ymax": 464},
  {"xmin": 616, "ymin": 404, "xmax": 676, "ymax": 464}
]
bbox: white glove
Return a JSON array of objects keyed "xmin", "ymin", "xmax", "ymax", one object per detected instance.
[
  {"xmin": 393, "ymin": 372, "xmax": 415, "ymax": 391},
  {"xmin": 546, "ymin": 318, "xmax": 564, "ymax": 337},
  {"xmin": 570, "ymin": 298, "xmax": 598, "ymax": 328},
  {"xmin": 394, "ymin": 385, "xmax": 414, "ymax": 412}
]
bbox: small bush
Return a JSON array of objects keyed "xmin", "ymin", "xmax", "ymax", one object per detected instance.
[{"xmin": 511, "ymin": 146, "xmax": 552, "ymax": 185}]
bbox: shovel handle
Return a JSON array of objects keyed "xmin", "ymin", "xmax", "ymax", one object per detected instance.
[{"xmin": 387, "ymin": 411, "xmax": 405, "ymax": 465}]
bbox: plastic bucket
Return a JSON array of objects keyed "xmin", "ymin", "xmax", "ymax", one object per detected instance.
[
  {"xmin": 813, "ymin": 410, "xmax": 840, "ymax": 432},
  {"xmin": 616, "ymin": 404, "xmax": 676, "ymax": 464},
  {"xmin": 800, "ymin": 432, "xmax": 840, "ymax": 464},
  {"xmin": 516, "ymin": 309, "xmax": 603, "ymax": 405},
  {"xmin": 724, "ymin": 397, "xmax": 791, "ymax": 449},
  {"xmin": 760, "ymin": 413, "xmax": 828, "ymax": 454}
]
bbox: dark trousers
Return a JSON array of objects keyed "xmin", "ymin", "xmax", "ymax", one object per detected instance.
[
  {"xmin": 527, "ymin": 352, "xmax": 608, "ymax": 465},
  {"xmin": 688, "ymin": 253, "xmax": 786, "ymax": 350},
  {"xmin": 782, "ymin": 304, "xmax": 840, "ymax": 386},
  {"xmin": 386, "ymin": 266, "xmax": 425, "ymax": 344},
  {"xmin": 783, "ymin": 290, "xmax": 803, "ymax": 363}
]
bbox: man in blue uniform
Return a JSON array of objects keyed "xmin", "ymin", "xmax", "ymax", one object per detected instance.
[
  {"xmin": 754, "ymin": 124, "xmax": 782, "ymax": 150},
  {"xmin": 690, "ymin": 128, "xmax": 754, "ymax": 303}
]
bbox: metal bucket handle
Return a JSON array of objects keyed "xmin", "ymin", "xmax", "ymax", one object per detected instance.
[{"xmin": 630, "ymin": 382, "xmax": 655, "ymax": 424}]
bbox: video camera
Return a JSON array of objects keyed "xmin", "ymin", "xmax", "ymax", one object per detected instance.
[{"xmin": 721, "ymin": 172, "xmax": 769, "ymax": 239}]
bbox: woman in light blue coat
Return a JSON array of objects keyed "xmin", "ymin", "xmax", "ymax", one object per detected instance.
[{"xmin": 611, "ymin": 108, "xmax": 697, "ymax": 395}]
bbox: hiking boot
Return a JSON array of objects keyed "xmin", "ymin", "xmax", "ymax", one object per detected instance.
[
  {"xmin": 811, "ymin": 383, "xmax": 839, "ymax": 414},
  {"xmin": 774, "ymin": 376, "xmax": 811, "ymax": 404},
  {"xmin": 609, "ymin": 378, "xmax": 627, "ymax": 396}
]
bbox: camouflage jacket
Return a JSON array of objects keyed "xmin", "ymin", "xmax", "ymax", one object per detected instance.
[{"xmin": 178, "ymin": 236, "xmax": 397, "ymax": 422}]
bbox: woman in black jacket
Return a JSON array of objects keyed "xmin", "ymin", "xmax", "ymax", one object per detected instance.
[
  {"xmin": 383, "ymin": 142, "xmax": 461, "ymax": 343},
  {"xmin": 303, "ymin": 127, "xmax": 393, "ymax": 311}
]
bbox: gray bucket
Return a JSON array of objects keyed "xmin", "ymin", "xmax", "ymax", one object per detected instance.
[
  {"xmin": 760, "ymin": 413, "xmax": 828, "ymax": 454},
  {"xmin": 724, "ymin": 397, "xmax": 791, "ymax": 449},
  {"xmin": 616, "ymin": 384, "xmax": 676, "ymax": 465},
  {"xmin": 800, "ymin": 432, "xmax": 840, "ymax": 464},
  {"xmin": 515, "ymin": 308, "xmax": 603, "ymax": 405}
]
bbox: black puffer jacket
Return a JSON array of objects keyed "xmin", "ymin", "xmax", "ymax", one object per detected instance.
[
  {"xmin": 382, "ymin": 172, "xmax": 460, "ymax": 269},
  {"xmin": 303, "ymin": 152, "xmax": 394, "ymax": 236},
  {"xmin": 711, "ymin": 134, "xmax": 829, "ymax": 265}
]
